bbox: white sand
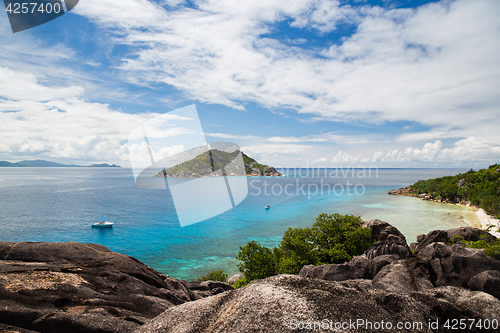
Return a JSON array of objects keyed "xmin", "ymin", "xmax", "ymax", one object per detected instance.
[{"xmin": 475, "ymin": 208, "xmax": 500, "ymax": 238}]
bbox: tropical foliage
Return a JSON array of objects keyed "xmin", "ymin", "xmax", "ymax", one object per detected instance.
[
  {"xmin": 410, "ymin": 164, "xmax": 500, "ymax": 218},
  {"xmin": 236, "ymin": 213, "xmax": 373, "ymax": 282},
  {"xmin": 197, "ymin": 269, "xmax": 228, "ymax": 282}
]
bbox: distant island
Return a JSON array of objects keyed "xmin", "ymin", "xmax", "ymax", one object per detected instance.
[
  {"xmin": 154, "ymin": 149, "xmax": 282, "ymax": 178},
  {"xmin": 0, "ymin": 159, "xmax": 120, "ymax": 168}
]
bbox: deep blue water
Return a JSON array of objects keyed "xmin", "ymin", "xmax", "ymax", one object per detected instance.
[{"xmin": 0, "ymin": 167, "xmax": 475, "ymax": 280}]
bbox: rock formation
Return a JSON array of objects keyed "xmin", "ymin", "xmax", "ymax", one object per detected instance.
[
  {"xmin": 0, "ymin": 242, "xmax": 232, "ymax": 333},
  {"xmin": 136, "ymin": 274, "xmax": 500, "ymax": 333},
  {"xmin": 2, "ymin": 221, "xmax": 500, "ymax": 333}
]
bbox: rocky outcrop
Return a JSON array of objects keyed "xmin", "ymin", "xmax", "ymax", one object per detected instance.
[
  {"xmin": 412, "ymin": 226, "xmax": 496, "ymax": 254},
  {"xmin": 301, "ymin": 221, "xmax": 500, "ymax": 301},
  {"xmin": 0, "ymin": 242, "xmax": 232, "ymax": 333},
  {"xmin": 136, "ymin": 274, "xmax": 500, "ymax": 333},
  {"xmin": 3, "ymin": 221, "xmax": 500, "ymax": 333},
  {"xmin": 362, "ymin": 219, "xmax": 411, "ymax": 259},
  {"xmin": 416, "ymin": 243, "xmax": 500, "ymax": 288},
  {"xmin": 469, "ymin": 270, "xmax": 500, "ymax": 299}
]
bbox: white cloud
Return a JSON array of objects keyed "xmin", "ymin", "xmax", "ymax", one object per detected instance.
[
  {"xmin": 241, "ymin": 144, "xmax": 312, "ymax": 155},
  {"xmin": 205, "ymin": 133, "xmax": 260, "ymax": 140},
  {"xmin": 73, "ymin": 0, "xmax": 500, "ymax": 137},
  {"xmin": 0, "ymin": 66, "xmax": 162, "ymax": 163}
]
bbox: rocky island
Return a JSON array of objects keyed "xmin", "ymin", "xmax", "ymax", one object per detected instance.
[
  {"xmin": 153, "ymin": 149, "xmax": 282, "ymax": 178},
  {"xmin": 1, "ymin": 220, "xmax": 500, "ymax": 332}
]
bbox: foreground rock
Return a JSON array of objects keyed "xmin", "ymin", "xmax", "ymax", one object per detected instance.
[
  {"xmin": 300, "ymin": 223, "xmax": 500, "ymax": 297},
  {"xmin": 136, "ymin": 274, "xmax": 500, "ymax": 333},
  {"xmin": 136, "ymin": 221, "xmax": 500, "ymax": 332},
  {"xmin": 0, "ymin": 242, "xmax": 232, "ymax": 333}
]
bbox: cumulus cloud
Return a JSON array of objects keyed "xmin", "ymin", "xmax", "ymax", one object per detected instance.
[
  {"xmin": 205, "ymin": 133, "xmax": 260, "ymax": 140},
  {"xmin": 313, "ymin": 138, "xmax": 500, "ymax": 167},
  {"xmin": 74, "ymin": 0, "xmax": 500, "ymax": 138},
  {"xmin": 0, "ymin": 66, "xmax": 162, "ymax": 163}
]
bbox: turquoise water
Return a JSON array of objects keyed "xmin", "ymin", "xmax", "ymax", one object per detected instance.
[{"xmin": 0, "ymin": 167, "xmax": 477, "ymax": 280}]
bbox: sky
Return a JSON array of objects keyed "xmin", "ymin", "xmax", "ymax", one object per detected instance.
[{"xmin": 0, "ymin": 0, "xmax": 499, "ymax": 168}]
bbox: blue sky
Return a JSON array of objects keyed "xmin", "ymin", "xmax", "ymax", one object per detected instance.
[{"xmin": 0, "ymin": 0, "xmax": 499, "ymax": 168}]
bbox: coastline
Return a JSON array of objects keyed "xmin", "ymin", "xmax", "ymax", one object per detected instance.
[
  {"xmin": 389, "ymin": 186, "xmax": 500, "ymax": 238},
  {"xmin": 475, "ymin": 208, "xmax": 500, "ymax": 238}
]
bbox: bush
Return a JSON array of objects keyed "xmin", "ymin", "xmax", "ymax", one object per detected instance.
[
  {"xmin": 230, "ymin": 276, "xmax": 250, "ymax": 289},
  {"xmin": 448, "ymin": 235, "xmax": 500, "ymax": 260},
  {"xmin": 236, "ymin": 240, "xmax": 279, "ymax": 280},
  {"xmin": 236, "ymin": 213, "xmax": 374, "ymax": 282},
  {"xmin": 197, "ymin": 269, "xmax": 228, "ymax": 282}
]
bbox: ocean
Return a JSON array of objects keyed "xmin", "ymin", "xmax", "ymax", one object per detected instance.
[{"xmin": 0, "ymin": 167, "xmax": 479, "ymax": 280}]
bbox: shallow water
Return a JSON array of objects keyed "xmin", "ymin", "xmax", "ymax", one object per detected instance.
[{"xmin": 0, "ymin": 167, "xmax": 474, "ymax": 280}]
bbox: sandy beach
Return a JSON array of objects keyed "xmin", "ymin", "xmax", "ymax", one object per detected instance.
[{"xmin": 475, "ymin": 208, "xmax": 500, "ymax": 238}]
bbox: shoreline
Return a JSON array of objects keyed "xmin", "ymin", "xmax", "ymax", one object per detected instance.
[
  {"xmin": 475, "ymin": 208, "xmax": 500, "ymax": 238},
  {"xmin": 389, "ymin": 186, "xmax": 500, "ymax": 238}
]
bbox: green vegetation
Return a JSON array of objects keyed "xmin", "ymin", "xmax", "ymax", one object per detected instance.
[
  {"xmin": 156, "ymin": 149, "xmax": 279, "ymax": 177},
  {"xmin": 197, "ymin": 269, "xmax": 228, "ymax": 282},
  {"xmin": 409, "ymin": 164, "xmax": 500, "ymax": 218},
  {"xmin": 448, "ymin": 235, "xmax": 500, "ymax": 260},
  {"xmin": 235, "ymin": 213, "xmax": 374, "ymax": 282},
  {"xmin": 230, "ymin": 276, "xmax": 250, "ymax": 289}
]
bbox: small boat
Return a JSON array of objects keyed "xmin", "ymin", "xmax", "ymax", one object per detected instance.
[
  {"xmin": 265, "ymin": 205, "xmax": 271, "ymax": 210},
  {"xmin": 92, "ymin": 218, "xmax": 114, "ymax": 228}
]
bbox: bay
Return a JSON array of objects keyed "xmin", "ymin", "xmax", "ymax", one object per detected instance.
[{"xmin": 0, "ymin": 167, "xmax": 477, "ymax": 280}]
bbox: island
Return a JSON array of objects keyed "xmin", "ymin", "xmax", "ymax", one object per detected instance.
[
  {"xmin": 0, "ymin": 159, "xmax": 121, "ymax": 168},
  {"xmin": 153, "ymin": 149, "xmax": 282, "ymax": 178}
]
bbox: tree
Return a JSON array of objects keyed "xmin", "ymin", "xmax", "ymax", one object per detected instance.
[
  {"xmin": 236, "ymin": 213, "xmax": 374, "ymax": 281},
  {"xmin": 311, "ymin": 213, "xmax": 372, "ymax": 264},
  {"xmin": 236, "ymin": 240, "xmax": 278, "ymax": 280}
]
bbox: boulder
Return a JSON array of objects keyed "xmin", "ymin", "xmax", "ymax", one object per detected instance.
[
  {"xmin": 372, "ymin": 261, "xmax": 414, "ymax": 293},
  {"xmin": 416, "ymin": 234, "xmax": 426, "ymax": 243},
  {"xmin": 0, "ymin": 241, "xmax": 203, "ymax": 333},
  {"xmin": 227, "ymin": 274, "xmax": 243, "ymax": 284},
  {"xmin": 362, "ymin": 219, "xmax": 410, "ymax": 259},
  {"xmin": 458, "ymin": 178, "xmax": 466, "ymax": 188},
  {"xmin": 185, "ymin": 281, "xmax": 233, "ymax": 298},
  {"xmin": 135, "ymin": 274, "xmax": 500, "ymax": 333},
  {"xmin": 469, "ymin": 270, "xmax": 500, "ymax": 299},
  {"xmin": 447, "ymin": 226, "xmax": 497, "ymax": 242},
  {"xmin": 367, "ymin": 254, "xmax": 401, "ymax": 278},
  {"xmin": 372, "ymin": 260, "xmax": 433, "ymax": 293},
  {"xmin": 299, "ymin": 256, "xmax": 370, "ymax": 281},
  {"xmin": 413, "ymin": 230, "xmax": 448, "ymax": 254},
  {"xmin": 416, "ymin": 243, "xmax": 500, "ymax": 288}
]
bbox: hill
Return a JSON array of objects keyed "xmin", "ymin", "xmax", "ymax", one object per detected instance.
[
  {"xmin": 390, "ymin": 163, "xmax": 500, "ymax": 218},
  {"xmin": 87, "ymin": 163, "xmax": 121, "ymax": 167},
  {"xmin": 0, "ymin": 160, "xmax": 120, "ymax": 167},
  {"xmin": 154, "ymin": 149, "xmax": 282, "ymax": 177}
]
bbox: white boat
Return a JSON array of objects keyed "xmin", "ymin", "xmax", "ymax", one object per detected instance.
[
  {"xmin": 92, "ymin": 218, "xmax": 114, "ymax": 228},
  {"xmin": 265, "ymin": 205, "xmax": 271, "ymax": 210}
]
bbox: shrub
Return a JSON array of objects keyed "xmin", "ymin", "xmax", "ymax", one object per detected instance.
[
  {"xmin": 197, "ymin": 269, "xmax": 228, "ymax": 282},
  {"xmin": 448, "ymin": 235, "xmax": 500, "ymax": 260},
  {"xmin": 230, "ymin": 276, "xmax": 250, "ymax": 289},
  {"xmin": 236, "ymin": 213, "xmax": 374, "ymax": 282},
  {"xmin": 236, "ymin": 240, "xmax": 278, "ymax": 280}
]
